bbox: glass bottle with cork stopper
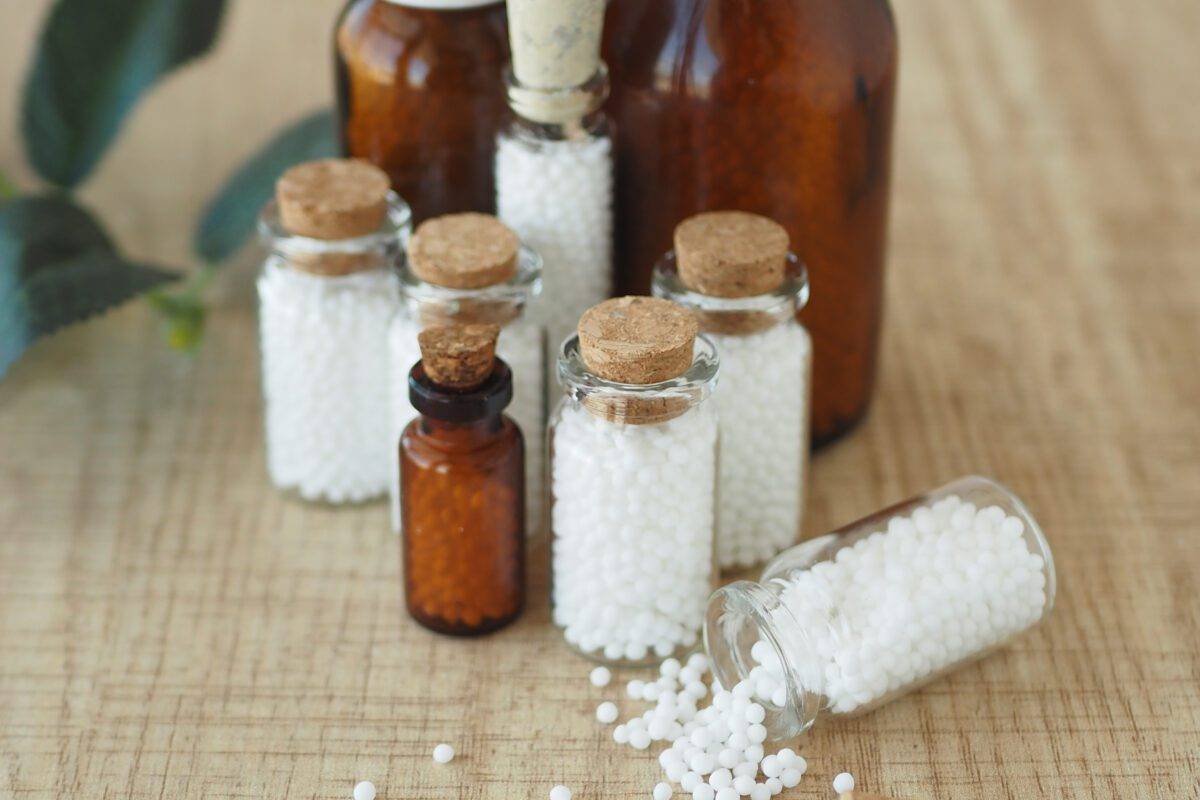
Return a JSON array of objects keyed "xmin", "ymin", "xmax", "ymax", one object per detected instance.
[
  {"xmin": 388, "ymin": 213, "xmax": 544, "ymax": 534},
  {"xmin": 400, "ymin": 324, "xmax": 526, "ymax": 635},
  {"xmin": 653, "ymin": 211, "xmax": 813, "ymax": 571},
  {"xmin": 549, "ymin": 297, "xmax": 720, "ymax": 664},
  {"xmin": 495, "ymin": 0, "xmax": 613, "ymax": 356},
  {"xmin": 257, "ymin": 158, "xmax": 411, "ymax": 504},
  {"xmin": 335, "ymin": 0, "xmax": 509, "ymax": 220}
]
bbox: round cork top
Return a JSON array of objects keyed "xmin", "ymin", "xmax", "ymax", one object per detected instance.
[
  {"xmin": 674, "ymin": 211, "xmax": 790, "ymax": 298},
  {"xmin": 578, "ymin": 296, "xmax": 698, "ymax": 384},
  {"xmin": 275, "ymin": 159, "xmax": 391, "ymax": 240},
  {"xmin": 418, "ymin": 324, "xmax": 500, "ymax": 390},
  {"xmin": 408, "ymin": 214, "xmax": 520, "ymax": 290}
]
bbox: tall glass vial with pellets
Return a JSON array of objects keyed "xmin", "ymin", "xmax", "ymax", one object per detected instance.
[
  {"xmin": 653, "ymin": 212, "xmax": 812, "ymax": 571},
  {"xmin": 401, "ymin": 325, "xmax": 525, "ymax": 635},
  {"xmin": 704, "ymin": 476, "xmax": 1056, "ymax": 740},
  {"xmin": 496, "ymin": 0, "xmax": 613, "ymax": 356},
  {"xmin": 550, "ymin": 297, "xmax": 719, "ymax": 664},
  {"xmin": 257, "ymin": 159, "xmax": 411, "ymax": 503},
  {"xmin": 388, "ymin": 214, "xmax": 544, "ymax": 533}
]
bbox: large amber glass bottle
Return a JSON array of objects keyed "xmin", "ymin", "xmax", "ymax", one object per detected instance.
[
  {"xmin": 335, "ymin": 1, "xmax": 509, "ymax": 221},
  {"xmin": 602, "ymin": 0, "xmax": 898, "ymax": 445}
]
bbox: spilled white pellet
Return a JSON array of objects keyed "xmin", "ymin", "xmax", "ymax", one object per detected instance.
[
  {"xmin": 353, "ymin": 780, "xmax": 376, "ymax": 800},
  {"xmin": 432, "ymin": 743, "xmax": 454, "ymax": 764},
  {"xmin": 550, "ymin": 784, "xmax": 572, "ymax": 800},
  {"xmin": 832, "ymin": 773, "xmax": 855, "ymax": 794},
  {"xmin": 590, "ymin": 666, "xmax": 612, "ymax": 688}
]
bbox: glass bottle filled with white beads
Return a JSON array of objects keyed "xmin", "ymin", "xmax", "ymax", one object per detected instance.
[
  {"xmin": 388, "ymin": 213, "xmax": 545, "ymax": 534},
  {"xmin": 653, "ymin": 211, "xmax": 813, "ymax": 571},
  {"xmin": 704, "ymin": 476, "xmax": 1056, "ymax": 740},
  {"xmin": 257, "ymin": 159, "xmax": 411, "ymax": 504},
  {"xmin": 550, "ymin": 297, "xmax": 720, "ymax": 665},
  {"xmin": 495, "ymin": 0, "xmax": 612, "ymax": 359}
]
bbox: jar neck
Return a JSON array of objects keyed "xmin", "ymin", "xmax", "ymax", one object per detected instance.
[
  {"xmin": 556, "ymin": 333, "xmax": 719, "ymax": 426},
  {"xmin": 398, "ymin": 242, "xmax": 543, "ymax": 327},
  {"xmin": 505, "ymin": 65, "xmax": 610, "ymax": 128},
  {"xmin": 704, "ymin": 580, "xmax": 830, "ymax": 740},
  {"xmin": 651, "ymin": 251, "xmax": 810, "ymax": 336}
]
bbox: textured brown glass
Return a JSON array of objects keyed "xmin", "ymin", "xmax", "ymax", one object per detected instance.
[
  {"xmin": 335, "ymin": 1, "xmax": 510, "ymax": 221},
  {"xmin": 399, "ymin": 388, "xmax": 525, "ymax": 636},
  {"xmin": 602, "ymin": 0, "xmax": 898, "ymax": 445}
]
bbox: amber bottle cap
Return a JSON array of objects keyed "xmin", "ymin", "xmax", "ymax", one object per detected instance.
[
  {"xmin": 276, "ymin": 159, "xmax": 390, "ymax": 240},
  {"xmin": 408, "ymin": 213, "xmax": 520, "ymax": 290},
  {"xmin": 674, "ymin": 211, "xmax": 790, "ymax": 298},
  {"xmin": 578, "ymin": 296, "xmax": 698, "ymax": 385},
  {"xmin": 418, "ymin": 324, "xmax": 500, "ymax": 390}
]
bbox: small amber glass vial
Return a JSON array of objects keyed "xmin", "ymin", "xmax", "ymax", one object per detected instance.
[{"xmin": 400, "ymin": 327, "xmax": 525, "ymax": 635}]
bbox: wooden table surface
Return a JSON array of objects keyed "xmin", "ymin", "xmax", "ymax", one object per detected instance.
[{"xmin": 1, "ymin": 1, "xmax": 1198, "ymax": 798}]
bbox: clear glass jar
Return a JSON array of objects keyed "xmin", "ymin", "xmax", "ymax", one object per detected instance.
[
  {"xmin": 257, "ymin": 193, "xmax": 412, "ymax": 504},
  {"xmin": 653, "ymin": 251, "xmax": 812, "ymax": 571},
  {"xmin": 705, "ymin": 476, "xmax": 1056, "ymax": 739},
  {"xmin": 388, "ymin": 244, "xmax": 545, "ymax": 532},
  {"xmin": 549, "ymin": 334, "xmax": 720, "ymax": 665},
  {"xmin": 495, "ymin": 67, "xmax": 613, "ymax": 357}
]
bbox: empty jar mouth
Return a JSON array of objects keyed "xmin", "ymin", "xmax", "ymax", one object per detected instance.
[
  {"xmin": 651, "ymin": 251, "xmax": 810, "ymax": 320},
  {"xmin": 258, "ymin": 192, "xmax": 412, "ymax": 260}
]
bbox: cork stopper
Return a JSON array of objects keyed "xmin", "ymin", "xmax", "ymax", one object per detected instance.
[
  {"xmin": 674, "ymin": 211, "xmax": 790, "ymax": 298},
  {"xmin": 408, "ymin": 213, "xmax": 520, "ymax": 290},
  {"xmin": 276, "ymin": 159, "xmax": 390, "ymax": 240},
  {"xmin": 579, "ymin": 297, "xmax": 698, "ymax": 385},
  {"xmin": 507, "ymin": 0, "xmax": 605, "ymax": 90},
  {"xmin": 418, "ymin": 324, "xmax": 500, "ymax": 391}
]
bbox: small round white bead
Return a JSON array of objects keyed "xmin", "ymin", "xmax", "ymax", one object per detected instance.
[
  {"xmin": 780, "ymin": 769, "xmax": 802, "ymax": 789},
  {"xmin": 432, "ymin": 744, "xmax": 454, "ymax": 764},
  {"xmin": 654, "ymin": 781, "xmax": 674, "ymax": 800},
  {"xmin": 550, "ymin": 785, "xmax": 572, "ymax": 800},
  {"xmin": 353, "ymin": 780, "xmax": 376, "ymax": 800},
  {"xmin": 590, "ymin": 666, "xmax": 612, "ymax": 687},
  {"xmin": 596, "ymin": 701, "xmax": 619, "ymax": 724},
  {"xmin": 832, "ymin": 772, "xmax": 855, "ymax": 794}
]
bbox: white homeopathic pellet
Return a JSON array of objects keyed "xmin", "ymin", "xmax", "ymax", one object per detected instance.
[
  {"xmin": 590, "ymin": 666, "xmax": 612, "ymax": 687},
  {"xmin": 259, "ymin": 263, "xmax": 398, "ymax": 503},
  {"xmin": 552, "ymin": 401, "xmax": 719, "ymax": 661},
  {"xmin": 496, "ymin": 133, "xmax": 612, "ymax": 365},
  {"xmin": 432, "ymin": 743, "xmax": 454, "ymax": 764},
  {"xmin": 654, "ymin": 781, "xmax": 674, "ymax": 800},
  {"xmin": 832, "ymin": 772, "xmax": 855, "ymax": 794},
  {"xmin": 747, "ymin": 496, "xmax": 1050, "ymax": 714},
  {"xmin": 550, "ymin": 785, "xmax": 572, "ymax": 800},
  {"xmin": 597, "ymin": 701, "xmax": 619, "ymax": 724},
  {"xmin": 353, "ymin": 780, "xmax": 376, "ymax": 800}
]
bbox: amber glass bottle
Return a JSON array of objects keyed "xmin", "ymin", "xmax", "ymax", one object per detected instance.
[
  {"xmin": 602, "ymin": 0, "xmax": 898, "ymax": 445},
  {"xmin": 400, "ymin": 359, "xmax": 525, "ymax": 635},
  {"xmin": 335, "ymin": 0, "xmax": 509, "ymax": 221}
]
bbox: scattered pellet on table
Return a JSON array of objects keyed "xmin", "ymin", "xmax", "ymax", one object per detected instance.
[
  {"xmin": 654, "ymin": 781, "xmax": 674, "ymax": 800},
  {"xmin": 590, "ymin": 666, "xmax": 612, "ymax": 687},
  {"xmin": 833, "ymin": 773, "xmax": 855, "ymax": 794},
  {"xmin": 353, "ymin": 780, "xmax": 376, "ymax": 800},
  {"xmin": 432, "ymin": 743, "xmax": 455, "ymax": 764},
  {"xmin": 550, "ymin": 785, "xmax": 573, "ymax": 800},
  {"xmin": 597, "ymin": 701, "xmax": 619, "ymax": 724}
]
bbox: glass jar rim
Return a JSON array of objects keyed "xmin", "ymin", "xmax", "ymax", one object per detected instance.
[
  {"xmin": 555, "ymin": 332, "xmax": 720, "ymax": 399},
  {"xmin": 257, "ymin": 192, "xmax": 412, "ymax": 256},
  {"xmin": 396, "ymin": 241, "xmax": 543, "ymax": 307},
  {"xmin": 652, "ymin": 250, "xmax": 810, "ymax": 316}
]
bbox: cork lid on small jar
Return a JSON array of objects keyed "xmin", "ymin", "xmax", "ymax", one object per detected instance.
[
  {"xmin": 276, "ymin": 159, "xmax": 391, "ymax": 240},
  {"xmin": 674, "ymin": 211, "xmax": 790, "ymax": 298},
  {"xmin": 418, "ymin": 324, "xmax": 500, "ymax": 391},
  {"xmin": 408, "ymin": 213, "xmax": 520, "ymax": 290},
  {"xmin": 579, "ymin": 296, "xmax": 698, "ymax": 385}
]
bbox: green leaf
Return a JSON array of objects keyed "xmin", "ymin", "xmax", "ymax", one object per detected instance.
[
  {"xmin": 21, "ymin": 0, "xmax": 229, "ymax": 188},
  {"xmin": 193, "ymin": 109, "xmax": 339, "ymax": 263},
  {"xmin": 0, "ymin": 170, "xmax": 17, "ymax": 201},
  {"xmin": 0, "ymin": 195, "xmax": 178, "ymax": 377}
]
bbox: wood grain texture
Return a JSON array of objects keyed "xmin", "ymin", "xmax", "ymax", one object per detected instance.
[{"xmin": 1, "ymin": 0, "xmax": 1199, "ymax": 798}]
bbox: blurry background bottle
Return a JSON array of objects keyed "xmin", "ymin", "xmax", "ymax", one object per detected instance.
[
  {"xmin": 602, "ymin": 0, "xmax": 898, "ymax": 445},
  {"xmin": 335, "ymin": 0, "xmax": 510, "ymax": 221}
]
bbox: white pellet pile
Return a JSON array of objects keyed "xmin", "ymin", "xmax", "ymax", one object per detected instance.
[
  {"xmin": 388, "ymin": 316, "xmax": 544, "ymax": 532},
  {"xmin": 708, "ymin": 324, "xmax": 811, "ymax": 569},
  {"xmin": 752, "ymin": 496, "xmax": 1049, "ymax": 714},
  {"xmin": 496, "ymin": 133, "xmax": 612, "ymax": 354},
  {"xmin": 258, "ymin": 262, "xmax": 397, "ymax": 503},
  {"xmin": 552, "ymin": 403, "xmax": 718, "ymax": 662},
  {"xmin": 596, "ymin": 654, "xmax": 810, "ymax": 799}
]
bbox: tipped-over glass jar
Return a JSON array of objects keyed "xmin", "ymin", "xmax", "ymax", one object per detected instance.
[
  {"xmin": 705, "ymin": 476, "xmax": 1056, "ymax": 740},
  {"xmin": 257, "ymin": 160, "xmax": 412, "ymax": 504},
  {"xmin": 653, "ymin": 217, "xmax": 813, "ymax": 571},
  {"xmin": 387, "ymin": 215, "xmax": 545, "ymax": 533},
  {"xmin": 550, "ymin": 297, "xmax": 720, "ymax": 665}
]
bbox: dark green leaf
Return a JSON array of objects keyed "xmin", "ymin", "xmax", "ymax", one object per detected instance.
[
  {"xmin": 21, "ymin": 0, "xmax": 229, "ymax": 188},
  {"xmin": 193, "ymin": 109, "xmax": 339, "ymax": 263},
  {"xmin": 0, "ymin": 195, "xmax": 178, "ymax": 377}
]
